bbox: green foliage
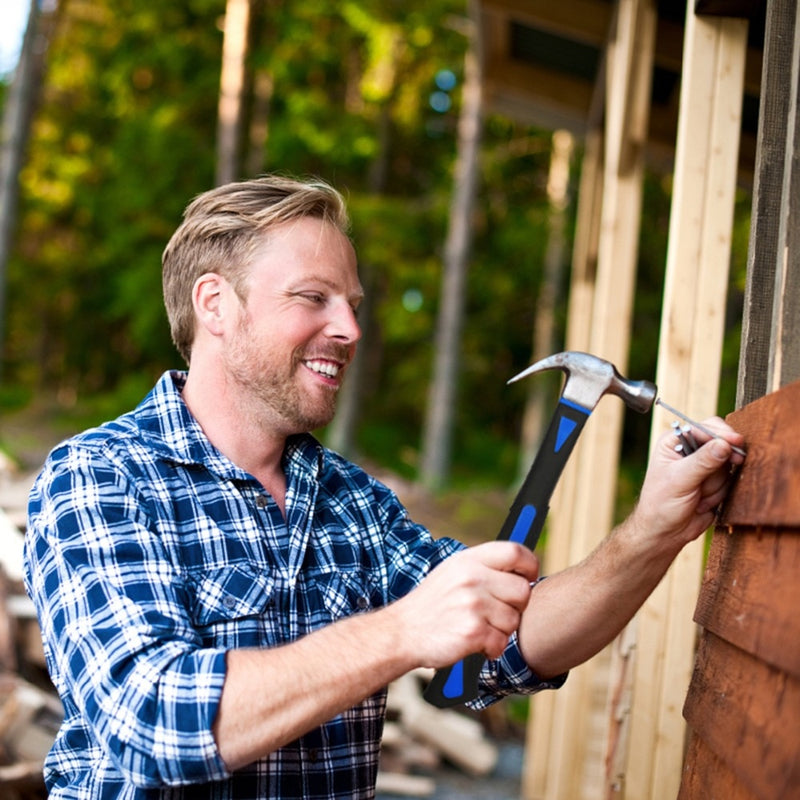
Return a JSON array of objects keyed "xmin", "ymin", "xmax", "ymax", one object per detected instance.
[{"xmin": 2, "ymin": 0, "xmax": 750, "ymax": 491}]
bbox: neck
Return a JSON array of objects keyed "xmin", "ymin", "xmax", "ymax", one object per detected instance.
[{"xmin": 181, "ymin": 365, "xmax": 289, "ymax": 512}]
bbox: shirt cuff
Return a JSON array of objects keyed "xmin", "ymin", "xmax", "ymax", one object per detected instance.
[{"xmin": 469, "ymin": 631, "xmax": 568, "ymax": 710}]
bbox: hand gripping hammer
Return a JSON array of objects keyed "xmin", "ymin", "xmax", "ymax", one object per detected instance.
[{"xmin": 423, "ymin": 351, "xmax": 657, "ymax": 708}]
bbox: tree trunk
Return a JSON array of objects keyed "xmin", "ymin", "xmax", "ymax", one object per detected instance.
[
  {"xmin": 327, "ymin": 34, "xmax": 404, "ymax": 458},
  {"xmin": 419, "ymin": 5, "xmax": 483, "ymax": 490},
  {"xmin": 0, "ymin": 0, "xmax": 56, "ymax": 374},
  {"xmin": 216, "ymin": 0, "xmax": 251, "ymax": 186}
]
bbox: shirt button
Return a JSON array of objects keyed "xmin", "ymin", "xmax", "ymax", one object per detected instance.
[
  {"xmin": 223, "ymin": 596, "xmax": 237, "ymax": 610},
  {"xmin": 308, "ymin": 748, "xmax": 318, "ymax": 763},
  {"xmin": 356, "ymin": 597, "xmax": 369, "ymax": 611},
  {"xmin": 256, "ymin": 494, "xmax": 269, "ymax": 509}
]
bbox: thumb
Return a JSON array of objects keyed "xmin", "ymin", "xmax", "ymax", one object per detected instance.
[{"xmin": 707, "ymin": 438, "xmax": 732, "ymax": 463}]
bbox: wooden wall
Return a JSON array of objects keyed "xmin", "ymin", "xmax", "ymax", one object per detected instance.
[{"xmin": 678, "ymin": 379, "xmax": 800, "ymax": 799}]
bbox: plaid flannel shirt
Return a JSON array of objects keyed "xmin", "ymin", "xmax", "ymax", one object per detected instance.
[{"xmin": 24, "ymin": 371, "xmax": 564, "ymax": 799}]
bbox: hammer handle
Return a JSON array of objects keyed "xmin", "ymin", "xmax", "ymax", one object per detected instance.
[{"xmin": 423, "ymin": 398, "xmax": 590, "ymax": 708}]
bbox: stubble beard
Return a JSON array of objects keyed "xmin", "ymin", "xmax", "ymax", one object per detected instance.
[{"xmin": 226, "ymin": 319, "xmax": 342, "ymax": 434}]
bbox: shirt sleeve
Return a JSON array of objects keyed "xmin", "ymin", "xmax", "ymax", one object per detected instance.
[
  {"xmin": 24, "ymin": 443, "xmax": 231, "ymax": 788},
  {"xmin": 470, "ymin": 630, "xmax": 568, "ymax": 709}
]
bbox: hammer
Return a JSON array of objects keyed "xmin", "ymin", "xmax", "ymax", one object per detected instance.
[{"xmin": 423, "ymin": 351, "xmax": 657, "ymax": 708}]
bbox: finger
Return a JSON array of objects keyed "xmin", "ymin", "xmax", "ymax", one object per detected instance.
[{"xmin": 471, "ymin": 541, "xmax": 540, "ymax": 582}]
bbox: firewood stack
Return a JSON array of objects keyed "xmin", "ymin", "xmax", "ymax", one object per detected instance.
[
  {"xmin": 0, "ymin": 466, "xmax": 58, "ymax": 800},
  {"xmin": 377, "ymin": 670, "xmax": 499, "ymax": 796}
]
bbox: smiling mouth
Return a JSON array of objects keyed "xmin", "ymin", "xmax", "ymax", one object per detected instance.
[{"xmin": 303, "ymin": 359, "xmax": 342, "ymax": 379}]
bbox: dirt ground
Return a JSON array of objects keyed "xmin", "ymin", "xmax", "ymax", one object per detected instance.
[{"xmin": 377, "ymin": 741, "xmax": 527, "ymax": 800}]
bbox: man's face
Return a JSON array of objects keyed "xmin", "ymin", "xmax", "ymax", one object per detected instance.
[{"xmin": 224, "ymin": 217, "xmax": 363, "ymax": 434}]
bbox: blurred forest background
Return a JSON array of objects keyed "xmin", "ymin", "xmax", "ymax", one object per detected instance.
[{"xmin": 0, "ymin": 0, "xmax": 751, "ymax": 519}]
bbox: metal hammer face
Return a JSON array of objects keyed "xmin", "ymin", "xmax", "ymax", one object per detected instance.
[{"xmin": 508, "ymin": 351, "xmax": 657, "ymax": 414}]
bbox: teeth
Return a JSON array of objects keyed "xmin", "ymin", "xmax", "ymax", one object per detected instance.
[{"xmin": 305, "ymin": 360, "xmax": 340, "ymax": 378}]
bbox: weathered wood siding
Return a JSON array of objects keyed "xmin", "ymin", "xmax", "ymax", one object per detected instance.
[{"xmin": 678, "ymin": 379, "xmax": 800, "ymax": 799}]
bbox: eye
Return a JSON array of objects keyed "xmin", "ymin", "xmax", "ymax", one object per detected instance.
[{"xmin": 300, "ymin": 292, "xmax": 326, "ymax": 305}]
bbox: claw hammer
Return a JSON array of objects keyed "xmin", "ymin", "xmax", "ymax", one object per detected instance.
[{"xmin": 423, "ymin": 351, "xmax": 657, "ymax": 708}]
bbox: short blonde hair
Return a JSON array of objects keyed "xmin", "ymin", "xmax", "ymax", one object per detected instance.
[{"xmin": 162, "ymin": 174, "xmax": 350, "ymax": 363}]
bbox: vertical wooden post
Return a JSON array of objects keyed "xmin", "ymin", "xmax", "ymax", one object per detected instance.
[
  {"xmin": 522, "ymin": 2, "xmax": 656, "ymax": 797},
  {"xmin": 737, "ymin": 0, "xmax": 800, "ymax": 406},
  {"xmin": 623, "ymin": 6, "xmax": 748, "ymax": 799},
  {"xmin": 522, "ymin": 120, "xmax": 604, "ymax": 800}
]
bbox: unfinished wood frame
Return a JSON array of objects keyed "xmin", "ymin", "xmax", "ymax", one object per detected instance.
[
  {"xmin": 622, "ymin": 6, "xmax": 748, "ymax": 799},
  {"xmin": 522, "ymin": 1, "xmax": 657, "ymax": 797}
]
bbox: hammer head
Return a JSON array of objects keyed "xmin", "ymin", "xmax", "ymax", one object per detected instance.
[{"xmin": 509, "ymin": 351, "xmax": 657, "ymax": 414}]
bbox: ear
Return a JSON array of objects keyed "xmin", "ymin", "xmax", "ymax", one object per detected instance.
[{"xmin": 192, "ymin": 273, "xmax": 230, "ymax": 337}]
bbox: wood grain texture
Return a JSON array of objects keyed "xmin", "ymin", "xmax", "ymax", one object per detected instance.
[
  {"xmin": 683, "ymin": 633, "xmax": 800, "ymax": 800},
  {"xmin": 679, "ymin": 734, "xmax": 760, "ymax": 800},
  {"xmin": 721, "ymin": 379, "xmax": 800, "ymax": 527},
  {"xmin": 696, "ymin": 528, "xmax": 800, "ymax": 679}
]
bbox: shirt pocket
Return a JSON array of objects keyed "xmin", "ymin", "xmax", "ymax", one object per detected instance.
[
  {"xmin": 187, "ymin": 564, "xmax": 275, "ymax": 630},
  {"xmin": 306, "ymin": 569, "xmax": 375, "ymax": 625}
]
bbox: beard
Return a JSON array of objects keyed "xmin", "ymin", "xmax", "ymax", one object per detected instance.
[{"xmin": 224, "ymin": 315, "xmax": 347, "ymax": 434}]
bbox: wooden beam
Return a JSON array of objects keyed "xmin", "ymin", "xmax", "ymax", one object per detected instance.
[
  {"xmin": 481, "ymin": 0, "xmax": 612, "ymax": 46},
  {"xmin": 767, "ymin": 3, "xmax": 800, "ymax": 393},
  {"xmin": 522, "ymin": 117, "xmax": 605, "ymax": 800},
  {"xmin": 737, "ymin": 0, "xmax": 799, "ymax": 406},
  {"xmin": 522, "ymin": 3, "xmax": 656, "ymax": 797},
  {"xmin": 480, "ymin": 1, "xmax": 763, "ymax": 94},
  {"xmin": 694, "ymin": 0, "xmax": 765, "ymax": 19},
  {"xmin": 623, "ymin": 6, "xmax": 749, "ymax": 799},
  {"xmin": 484, "ymin": 57, "xmax": 595, "ymax": 123}
]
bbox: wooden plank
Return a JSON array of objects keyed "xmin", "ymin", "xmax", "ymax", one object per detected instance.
[
  {"xmin": 527, "ymin": 4, "xmax": 657, "ymax": 799},
  {"xmin": 694, "ymin": 0, "xmax": 764, "ymax": 18},
  {"xmin": 695, "ymin": 527, "xmax": 800, "ymax": 679},
  {"xmin": 481, "ymin": 0, "xmax": 612, "ymax": 46},
  {"xmin": 768, "ymin": 1, "xmax": 800, "ymax": 391},
  {"xmin": 721, "ymin": 378, "xmax": 800, "ymax": 527},
  {"xmin": 484, "ymin": 56, "xmax": 595, "ymax": 121},
  {"xmin": 679, "ymin": 734, "xmax": 761, "ymax": 800},
  {"xmin": 737, "ymin": 0, "xmax": 797, "ymax": 407},
  {"xmin": 624, "ymin": 9, "xmax": 749, "ymax": 800},
  {"xmin": 682, "ymin": 632, "xmax": 800, "ymax": 800},
  {"xmin": 523, "ymin": 112, "xmax": 605, "ymax": 800}
]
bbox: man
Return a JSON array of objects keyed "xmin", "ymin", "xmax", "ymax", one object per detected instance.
[{"xmin": 24, "ymin": 175, "xmax": 745, "ymax": 799}]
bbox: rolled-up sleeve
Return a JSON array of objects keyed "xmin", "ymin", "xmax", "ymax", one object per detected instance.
[
  {"xmin": 470, "ymin": 630, "xmax": 568, "ymax": 709},
  {"xmin": 25, "ymin": 445, "xmax": 230, "ymax": 788}
]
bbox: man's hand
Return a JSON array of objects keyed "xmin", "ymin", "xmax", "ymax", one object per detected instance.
[
  {"xmin": 632, "ymin": 416, "xmax": 746, "ymax": 554},
  {"xmin": 390, "ymin": 541, "xmax": 539, "ymax": 669},
  {"xmin": 515, "ymin": 416, "xmax": 744, "ymax": 679}
]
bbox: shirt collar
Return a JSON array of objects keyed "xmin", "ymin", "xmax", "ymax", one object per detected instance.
[{"xmin": 134, "ymin": 371, "xmax": 325, "ymax": 481}]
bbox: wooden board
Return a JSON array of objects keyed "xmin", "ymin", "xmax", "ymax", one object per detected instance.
[
  {"xmin": 678, "ymin": 735, "xmax": 760, "ymax": 800},
  {"xmin": 625, "ymin": 10, "xmax": 749, "ymax": 799},
  {"xmin": 736, "ymin": 0, "xmax": 798, "ymax": 406},
  {"xmin": 682, "ymin": 632, "xmax": 800, "ymax": 800},
  {"xmin": 695, "ymin": 528, "xmax": 800, "ymax": 680},
  {"xmin": 722, "ymin": 378, "xmax": 800, "ymax": 527},
  {"xmin": 679, "ymin": 380, "xmax": 800, "ymax": 799}
]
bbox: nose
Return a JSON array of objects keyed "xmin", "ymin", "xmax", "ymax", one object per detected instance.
[{"xmin": 327, "ymin": 299, "xmax": 362, "ymax": 345}]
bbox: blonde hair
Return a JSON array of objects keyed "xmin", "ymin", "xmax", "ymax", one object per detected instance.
[{"xmin": 162, "ymin": 174, "xmax": 350, "ymax": 363}]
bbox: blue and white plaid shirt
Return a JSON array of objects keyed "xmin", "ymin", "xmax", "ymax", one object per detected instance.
[{"xmin": 24, "ymin": 371, "xmax": 563, "ymax": 799}]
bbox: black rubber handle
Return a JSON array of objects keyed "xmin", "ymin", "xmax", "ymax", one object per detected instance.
[{"xmin": 423, "ymin": 398, "xmax": 591, "ymax": 708}]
